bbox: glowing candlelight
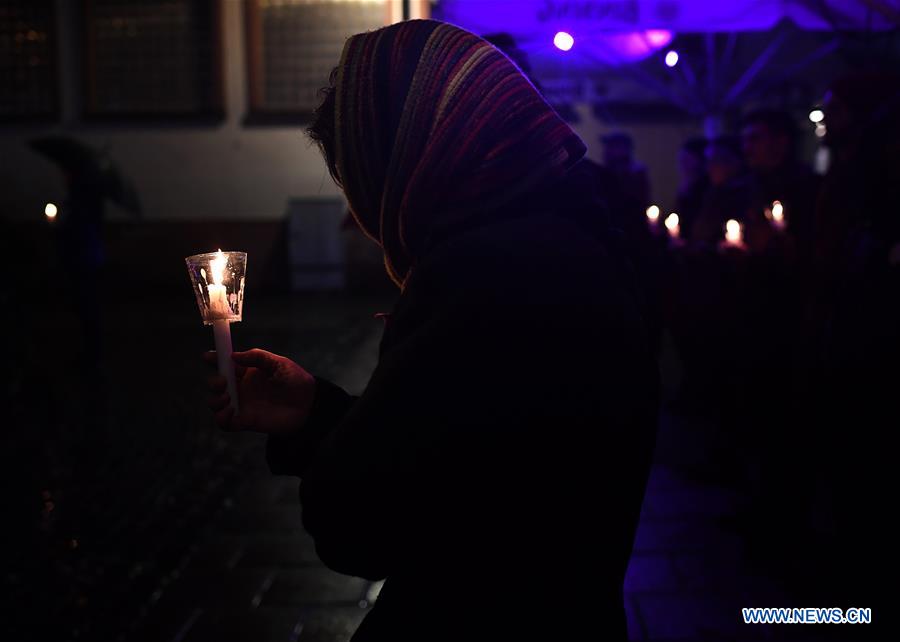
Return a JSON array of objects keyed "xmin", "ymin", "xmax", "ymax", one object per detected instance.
[
  {"xmin": 664, "ymin": 212, "xmax": 680, "ymax": 239},
  {"xmin": 771, "ymin": 200, "xmax": 786, "ymax": 230},
  {"xmin": 646, "ymin": 204, "xmax": 660, "ymax": 228},
  {"xmin": 764, "ymin": 200, "xmax": 786, "ymax": 231},
  {"xmin": 45, "ymin": 202, "xmax": 57, "ymax": 222},
  {"xmin": 186, "ymin": 250, "xmax": 248, "ymax": 413},
  {"xmin": 724, "ymin": 219, "xmax": 744, "ymax": 248},
  {"xmin": 207, "ymin": 250, "xmax": 231, "ymax": 319}
]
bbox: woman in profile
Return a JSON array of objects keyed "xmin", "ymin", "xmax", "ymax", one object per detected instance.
[{"xmin": 207, "ymin": 19, "xmax": 658, "ymax": 641}]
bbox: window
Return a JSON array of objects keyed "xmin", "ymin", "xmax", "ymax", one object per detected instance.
[
  {"xmin": 0, "ymin": 0, "xmax": 57, "ymax": 121},
  {"xmin": 244, "ymin": 0, "xmax": 388, "ymax": 123},
  {"xmin": 83, "ymin": 0, "xmax": 223, "ymax": 120}
]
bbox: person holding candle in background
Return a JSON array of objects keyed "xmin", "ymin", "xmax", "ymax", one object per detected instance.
[
  {"xmin": 715, "ymin": 111, "xmax": 823, "ymax": 569},
  {"xmin": 44, "ymin": 164, "xmax": 110, "ymax": 447},
  {"xmin": 600, "ymin": 131, "xmax": 652, "ymax": 211},
  {"xmin": 690, "ymin": 136, "xmax": 753, "ymax": 248},
  {"xmin": 667, "ymin": 136, "xmax": 754, "ymax": 438},
  {"xmin": 798, "ymin": 72, "xmax": 900, "ymax": 617},
  {"xmin": 204, "ymin": 20, "xmax": 658, "ymax": 642},
  {"xmin": 740, "ymin": 109, "xmax": 820, "ymax": 262}
]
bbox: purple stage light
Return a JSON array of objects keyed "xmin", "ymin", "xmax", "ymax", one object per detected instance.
[
  {"xmin": 553, "ymin": 31, "xmax": 574, "ymax": 51},
  {"xmin": 645, "ymin": 29, "xmax": 672, "ymax": 47}
]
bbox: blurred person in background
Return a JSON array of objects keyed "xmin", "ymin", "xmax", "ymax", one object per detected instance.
[
  {"xmin": 804, "ymin": 71, "xmax": 900, "ymax": 618},
  {"xmin": 690, "ymin": 136, "xmax": 751, "ymax": 246},
  {"xmin": 204, "ymin": 20, "xmax": 658, "ymax": 642},
  {"xmin": 54, "ymin": 165, "xmax": 110, "ymax": 445},
  {"xmin": 600, "ymin": 131, "xmax": 652, "ymax": 209},
  {"xmin": 740, "ymin": 109, "xmax": 820, "ymax": 262},
  {"xmin": 667, "ymin": 136, "xmax": 750, "ymax": 441},
  {"xmin": 674, "ymin": 136, "xmax": 708, "ymax": 240}
]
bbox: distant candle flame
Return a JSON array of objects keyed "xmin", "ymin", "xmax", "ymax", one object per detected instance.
[
  {"xmin": 646, "ymin": 205, "xmax": 660, "ymax": 221},
  {"xmin": 771, "ymin": 200, "xmax": 784, "ymax": 221},
  {"xmin": 725, "ymin": 219, "xmax": 742, "ymax": 243},
  {"xmin": 210, "ymin": 249, "xmax": 227, "ymax": 286},
  {"xmin": 664, "ymin": 213, "xmax": 679, "ymax": 231},
  {"xmin": 44, "ymin": 202, "xmax": 57, "ymax": 219}
]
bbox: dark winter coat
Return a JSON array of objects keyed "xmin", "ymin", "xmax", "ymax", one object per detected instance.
[{"xmin": 267, "ymin": 177, "xmax": 659, "ymax": 641}]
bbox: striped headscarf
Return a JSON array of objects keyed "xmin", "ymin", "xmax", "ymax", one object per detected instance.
[{"xmin": 333, "ymin": 19, "xmax": 586, "ymax": 289}]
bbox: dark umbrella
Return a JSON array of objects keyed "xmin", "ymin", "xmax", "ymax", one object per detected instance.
[{"xmin": 29, "ymin": 136, "xmax": 142, "ymax": 216}]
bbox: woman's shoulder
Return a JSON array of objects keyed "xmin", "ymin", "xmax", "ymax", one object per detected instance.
[
  {"xmin": 426, "ymin": 210, "xmax": 570, "ymax": 256},
  {"xmin": 411, "ymin": 208, "xmax": 625, "ymax": 307}
]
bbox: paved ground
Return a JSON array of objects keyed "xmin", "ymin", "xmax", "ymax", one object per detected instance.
[{"xmin": 5, "ymin": 290, "xmax": 843, "ymax": 642}]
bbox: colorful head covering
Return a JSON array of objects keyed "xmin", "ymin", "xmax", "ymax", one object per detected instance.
[{"xmin": 333, "ymin": 19, "xmax": 586, "ymax": 289}]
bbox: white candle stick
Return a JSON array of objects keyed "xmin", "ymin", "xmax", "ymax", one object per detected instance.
[
  {"xmin": 213, "ymin": 318, "xmax": 238, "ymax": 412},
  {"xmin": 207, "ymin": 250, "xmax": 238, "ymax": 411},
  {"xmin": 186, "ymin": 249, "xmax": 248, "ymax": 414}
]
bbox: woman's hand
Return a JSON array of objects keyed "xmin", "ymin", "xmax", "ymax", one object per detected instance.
[{"xmin": 204, "ymin": 349, "xmax": 316, "ymax": 434}]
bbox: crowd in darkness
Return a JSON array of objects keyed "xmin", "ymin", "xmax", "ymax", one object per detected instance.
[{"xmin": 588, "ymin": 71, "xmax": 900, "ymax": 615}]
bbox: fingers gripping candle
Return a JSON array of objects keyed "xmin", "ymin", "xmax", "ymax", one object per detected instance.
[{"xmin": 186, "ymin": 249, "xmax": 248, "ymax": 413}]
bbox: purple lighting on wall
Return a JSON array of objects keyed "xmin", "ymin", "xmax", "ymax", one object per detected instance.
[{"xmin": 553, "ymin": 31, "xmax": 574, "ymax": 51}]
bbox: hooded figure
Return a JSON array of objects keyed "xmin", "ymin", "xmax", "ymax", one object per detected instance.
[{"xmin": 264, "ymin": 20, "xmax": 658, "ymax": 641}]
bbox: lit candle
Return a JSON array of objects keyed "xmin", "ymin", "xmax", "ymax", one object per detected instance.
[
  {"xmin": 646, "ymin": 204, "xmax": 660, "ymax": 229},
  {"xmin": 724, "ymin": 218, "xmax": 745, "ymax": 248},
  {"xmin": 45, "ymin": 202, "xmax": 57, "ymax": 222},
  {"xmin": 206, "ymin": 250, "xmax": 232, "ymax": 319},
  {"xmin": 664, "ymin": 212, "xmax": 680, "ymax": 239},
  {"xmin": 187, "ymin": 250, "xmax": 248, "ymax": 413},
  {"xmin": 770, "ymin": 200, "xmax": 786, "ymax": 231},
  {"xmin": 206, "ymin": 249, "xmax": 238, "ymax": 411}
]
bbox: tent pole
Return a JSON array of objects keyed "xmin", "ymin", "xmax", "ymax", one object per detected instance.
[
  {"xmin": 747, "ymin": 38, "xmax": 842, "ymax": 101},
  {"xmin": 719, "ymin": 32, "xmax": 738, "ymax": 77},
  {"xmin": 705, "ymin": 33, "xmax": 717, "ymax": 110},
  {"xmin": 723, "ymin": 30, "xmax": 789, "ymax": 107}
]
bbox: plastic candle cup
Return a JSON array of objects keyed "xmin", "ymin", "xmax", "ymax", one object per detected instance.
[{"xmin": 185, "ymin": 249, "xmax": 247, "ymax": 411}]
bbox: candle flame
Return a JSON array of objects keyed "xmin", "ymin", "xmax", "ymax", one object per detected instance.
[
  {"xmin": 664, "ymin": 213, "xmax": 679, "ymax": 231},
  {"xmin": 210, "ymin": 249, "xmax": 227, "ymax": 286},
  {"xmin": 646, "ymin": 205, "xmax": 660, "ymax": 221},
  {"xmin": 44, "ymin": 202, "xmax": 57, "ymax": 219},
  {"xmin": 725, "ymin": 219, "xmax": 742, "ymax": 242},
  {"xmin": 771, "ymin": 200, "xmax": 784, "ymax": 221}
]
